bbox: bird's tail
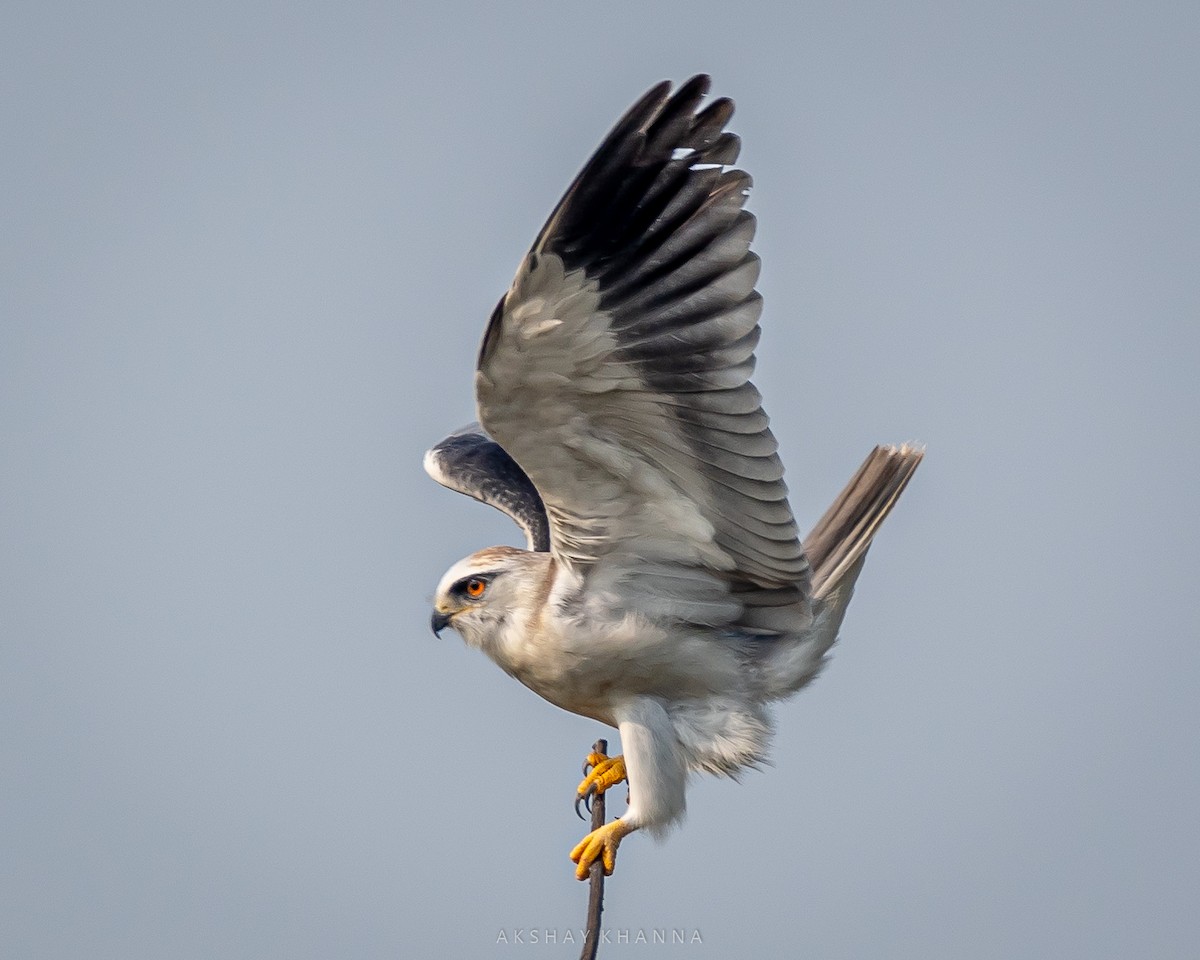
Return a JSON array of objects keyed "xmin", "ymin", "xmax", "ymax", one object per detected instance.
[
  {"xmin": 804, "ymin": 444, "xmax": 924, "ymax": 612},
  {"xmin": 760, "ymin": 444, "xmax": 922, "ymax": 701}
]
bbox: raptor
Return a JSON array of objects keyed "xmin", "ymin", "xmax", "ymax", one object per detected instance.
[{"xmin": 425, "ymin": 75, "xmax": 922, "ymax": 880}]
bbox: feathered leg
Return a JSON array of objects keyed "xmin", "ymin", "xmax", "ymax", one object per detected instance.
[{"xmin": 570, "ymin": 697, "xmax": 686, "ymax": 879}]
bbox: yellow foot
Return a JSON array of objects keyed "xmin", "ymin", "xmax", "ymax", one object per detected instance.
[
  {"xmin": 575, "ymin": 752, "xmax": 627, "ymax": 819},
  {"xmin": 570, "ymin": 818, "xmax": 633, "ymax": 880}
]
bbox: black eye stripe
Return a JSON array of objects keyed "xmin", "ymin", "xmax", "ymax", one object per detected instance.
[{"xmin": 452, "ymin": 573, "xmax": 496, "ymax": 596}]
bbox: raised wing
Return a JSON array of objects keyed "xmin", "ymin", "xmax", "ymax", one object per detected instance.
[
  {"xmin": 424, "ymin": 423, "xmax": 551, "ymax": 552},
  {"xmin": 476, "ymin": 75, "xmax": 810, "ymax": 626}
]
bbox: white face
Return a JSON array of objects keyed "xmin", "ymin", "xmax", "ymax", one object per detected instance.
[{"xmin": 430, "ymin": 549, "xmax": 528, "ymax": 647}]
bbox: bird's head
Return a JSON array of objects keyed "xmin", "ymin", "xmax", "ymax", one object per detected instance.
[{"xmin": 430, "ymin": 546, "xmax": 545, "ymax": 648}]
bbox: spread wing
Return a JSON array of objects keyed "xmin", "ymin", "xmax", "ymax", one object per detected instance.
[
  {"xmin": 423, "ymin": 423, "xmax": 551, "ymax": 552},
  {"xmin": 475, "ymin": 75, "xmax": 810, "ymax": 629}
]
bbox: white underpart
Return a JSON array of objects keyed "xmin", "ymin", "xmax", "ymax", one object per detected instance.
[{"xmin": 435, "ymin": 549, "xmax": 821, "ymax": 839}]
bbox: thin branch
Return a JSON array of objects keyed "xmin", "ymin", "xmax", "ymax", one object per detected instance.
[{"xmin": 579, "ymin": 737, "xmax": 607, "ymax": 960}]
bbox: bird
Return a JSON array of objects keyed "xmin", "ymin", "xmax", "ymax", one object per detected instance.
[{"xmin": 424, "ymin": 74, "xmax": 922, "ymax": 880}]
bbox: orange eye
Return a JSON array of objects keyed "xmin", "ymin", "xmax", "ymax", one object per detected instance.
[{"xmin": 465, "ymin": 578, "xmax": 487, "ymax": 598}]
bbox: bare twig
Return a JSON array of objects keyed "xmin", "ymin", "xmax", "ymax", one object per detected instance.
[{"xmin": 579, "ymin": 737, "xmax": 607, "ymax": 960}]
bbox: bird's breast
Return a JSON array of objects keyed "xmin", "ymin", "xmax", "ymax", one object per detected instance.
[
  {"xmin": 483, "ymin": 615, "xmax": 622, "ymax": 723},
  {"xmin": 481, "ymin": 608, "xmax": 746, "ymax": 725}
]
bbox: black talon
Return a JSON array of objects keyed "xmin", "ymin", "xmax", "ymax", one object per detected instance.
[{"xmin": 574, "ymin": 790, "xmax": 593, "ymax": 820}]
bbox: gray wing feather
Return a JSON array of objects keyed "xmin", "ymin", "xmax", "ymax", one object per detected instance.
[
  {"xmin": 423, "ymin": 424, "xmax": 551, "ymax": 552},
  {"xmin": 476, "ymin": 76, "xmax": 810, "ymax": 613}
]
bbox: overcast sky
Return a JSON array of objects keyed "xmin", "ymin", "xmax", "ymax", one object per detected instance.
[{"xmin": 3, "ymin": 1, "xmax": 1198, "ymax": 958}]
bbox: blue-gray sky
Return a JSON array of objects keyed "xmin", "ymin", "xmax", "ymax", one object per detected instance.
[{"xmin": 3, "ymin": 2, "xmax": 1198, "ymax": 957}]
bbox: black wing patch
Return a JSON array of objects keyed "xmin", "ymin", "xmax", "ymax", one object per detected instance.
[
  {"xmin": 424, "ymin": 423, "xmax": 551, "ymax": 552},
  {"xmin": 479, "ymin": 74, "xmax": 807, "ymax": 590}
]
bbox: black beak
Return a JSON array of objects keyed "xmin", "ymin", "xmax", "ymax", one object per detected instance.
[{"xmin": 430, "ymin": 609, "xmax": 451, "ymax": 637}]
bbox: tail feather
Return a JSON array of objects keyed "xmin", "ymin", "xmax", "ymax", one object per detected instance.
[
  {"xmin": 761, "ymin": 444, "xmax": 922, "ymax": 701},
  {"xmin": 804, "ymin": 444, "xmax": 924, "ymax": 603}
]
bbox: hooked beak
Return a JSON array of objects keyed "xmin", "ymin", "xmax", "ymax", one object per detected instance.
[{"xmin": 430, "ymin": 609, "xmax": 452, "ymax": 637}]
